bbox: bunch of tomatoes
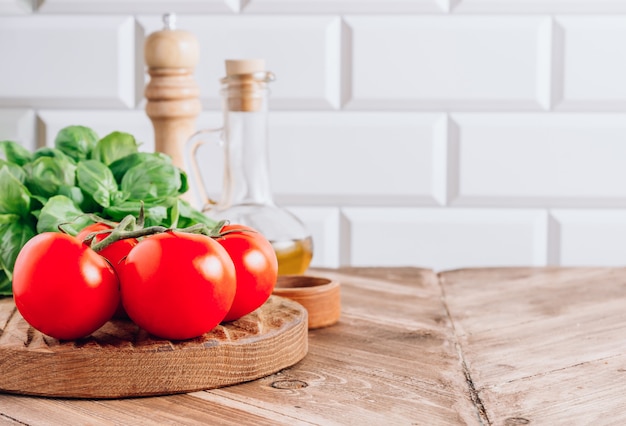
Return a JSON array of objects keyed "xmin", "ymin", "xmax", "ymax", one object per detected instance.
[{"xmin": 11, "ymin": 219, "xmax": 278, "ymax": 341}]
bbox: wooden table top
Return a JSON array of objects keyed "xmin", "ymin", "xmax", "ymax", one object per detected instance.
[{"xmin": 1, "ymin": 267, "xmax": 624, "ymax": 425}]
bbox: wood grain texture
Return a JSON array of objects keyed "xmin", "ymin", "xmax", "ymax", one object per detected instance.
[
  {"xmin": 192, "ymin": 268, "xmax": 480, "ymax": 425},
  {"xmin": 441, "ymin": 267, "xmax": 626, "ymax": 425},
  {"xmin": 0, "ymin": 267, "xmax": 481, "ymax": 425},
  {"xmin": 8, "ymin": 267, "xmax": 622, "ymax": 425},
  {"xmin": 0, "ymin": 295, "xmax": 307, "ymax": 399}
]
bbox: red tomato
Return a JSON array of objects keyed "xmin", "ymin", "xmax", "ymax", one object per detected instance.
[
  {"xmin": 216, "ymin": 224, "xmax": 278, "ymax": 322},
  {"xmin": 77, "ymin": 222, "xmax": 138, "ymax": 319},
  {"xmin": 12, "ymin": 232, "xmax": 120, "ymax": 340},
  {"xmin": 119, "ymin": 231, "xmax": 237, "ymax": 340}
]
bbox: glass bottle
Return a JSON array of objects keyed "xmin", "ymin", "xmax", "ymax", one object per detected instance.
[{"xmin": 186, "ymin": 59, "xmax": 313, "ymax": 275}]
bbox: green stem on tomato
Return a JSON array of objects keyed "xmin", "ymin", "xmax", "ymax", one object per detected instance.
[
  {"xmin": 90, "ymin": 224, "xmax": 169, "ymax": 252},
  {"xmin": 88, "ymin": 213, "xmax": 253, "ymax": 253}
]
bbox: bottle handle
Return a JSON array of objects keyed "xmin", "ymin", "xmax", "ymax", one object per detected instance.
[{"xmin": 184, "ymin": 127, "xmax": 224, "ymax": 210}]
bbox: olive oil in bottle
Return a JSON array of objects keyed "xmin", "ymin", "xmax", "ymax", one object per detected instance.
[
  {"xmin": 272, "ymin": 237, "xmax": 314, "ymax": 275},
  {"xmin": 187, "ymin": 59, "xmax": 313, "ymax": 274}
]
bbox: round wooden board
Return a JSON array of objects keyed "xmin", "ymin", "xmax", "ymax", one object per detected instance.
[{"xmin": 0, "ymin": 295, "xmax": 308, "ymax": 399}]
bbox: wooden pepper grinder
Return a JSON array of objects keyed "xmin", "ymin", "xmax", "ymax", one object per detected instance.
[{"xmin": 144, "ymin": 13, "xmax": 201, "ymax": 169}]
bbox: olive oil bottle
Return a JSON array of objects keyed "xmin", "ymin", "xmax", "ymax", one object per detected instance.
[
  {"xmin": 187, "ymin": 59, "xmax": 313, "ymax": 274},
  {"xmin": 272, "ymin": 237, "xmax": 314, "ymax": 275}
]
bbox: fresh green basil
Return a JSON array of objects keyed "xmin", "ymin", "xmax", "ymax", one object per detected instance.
[
  {"xmin": 0, "ymin": 166, "xmax": 31, "ymax": 218},
  {"xmin": 104, "ymin": 199, "xmax": 171, "ymax": 227},
  {"xmin": 24, "ymin": 156, "xmax": 77, "ymax": 199},
  {"xmin": 0, "ymin": 213, "xmax": 19, "ymax": 225},
  {"xmin": 57, "ymin": 185, "xmax": 98, "ymax": 212},
  {"xmin": 0, "ymin": 271, "xmax": 11, "ymax": 296},
  {"xmin": 32, "ymin": 147, "xmax": 77, "ymax": 164},
  {"xmin": 0, "ymin": 140, "xmax": 33, "ymax": 166},
  {"xmin": 179, "ymin": 169, "xmax": 190, "ymax": 194},
  {"xmin": 109, "ymin": 152, "xmax": 170, "ymax": 183},
  {"xmin": 176, "ymin": 198, "xmax": 215, "ymax": 228},
  {"xmin": 90, "ymin": 131, "xmax": 139, "ymax": 165},
  {"xmin": 121, "ymin": 159, "xmax": 182, "ymax": 201},
  {"xmin": 76, "ymin": 160, "xmax": 120, "ymax": 208},
  {"xmin": 36, "ymin": 195, "xmax": 92, "ymax": 235},
  {"xmin": 0, "ymin": 159, "xmax": 26, "ymax": 184},
  {"xmin": 54, "ymin": 125, "xmax": 99, "ymax": 162},
  {"xmin": 0, "ymin": 218, "xmax": 36, "ymax": 279},
  {"xmin": 0, "ymin": 212, "xmax": 36, "ymax": 295}
]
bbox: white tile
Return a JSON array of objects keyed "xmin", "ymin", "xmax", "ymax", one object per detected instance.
[
  {"xmin": 555, "ymin": 17, "xmax": 626, "ymax": 111},
  {"xmin": 0, "ymin": 16, "xmax": 136, "ymax": 109},
  {"xmin": 0, "ymin": 0, "xmax": 33, "ymax": 13},
  {"xmin": 139, "ymin": 15, "xmax": 341, "ymax": 110},
  {"xmin": 342, "ymin": 208, "xmax": 548, "ymax": 270},
  {"xmin": 264, "ymin": 112, "xmax": 446, "ymax": 206},
  {"xmin": 0, "ymin": 109, "xmax": 36, "ymax": 151},
  {"xmin": 454, "ymin": 0, "xmax": 626, "ymax": 13},
  {"xmin": 244, "ymin": 0, "xmax": 447, "ymax": 14},
  {"xmin": 450, "ymin": 113, "xmax": 626, "ymax": 207},
  {"xmin": 187, "ymin": 112, "xmax": 447, "ymax": 207},
  {"xmin": 345, "ymin": 16, "xmax": 551, "ymax": 111},
  {"xmin": 188, "ymin": 112, "xmax": 447, "ymax": 207},
  {"xmin": 551, "ymin": 210, "xmax": 626, "ymax": 266},
  {"xmin": 283, "ymin": 206, "xmax": 341, "ymax": 269},
  {"xmin": 38, "ymin": 0, "xmax": 237, "ymax": 13}
]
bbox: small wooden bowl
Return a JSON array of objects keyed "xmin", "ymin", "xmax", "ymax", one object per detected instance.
[{"xmin": 273, "ymin": 275, "xmax": 341, "ymax": 329}]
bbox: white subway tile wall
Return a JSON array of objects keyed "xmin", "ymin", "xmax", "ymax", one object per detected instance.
[
  {"xmin": 555, "ymin": 16, "xmax": 626, "ymax": 110},
  {"xmin": 345, "ymin": 16, "xmax": 552, "ymax": 110},
  {"xmin": 0, "ymin": 109, "xmax": 35, "ymax": 150},
  {"xmin": 1, "ymin": 1, "xmax": 625, "ymax": 270},
  {"xmin": 342, "ymin": 208, "xmax": 548, "ymax": 270}
]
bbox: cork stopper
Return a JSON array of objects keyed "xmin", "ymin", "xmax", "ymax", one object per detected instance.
[
  {"xmin": 222, "ymin": 59, "xmax": 273, "ymax": 112},
  {"xmin": 225, "ymin": 59, "xmax": 266, "ymax": 76},
  {"xmin": 144, "ymin": 13, "xmax": 199, "ymax": 69}
]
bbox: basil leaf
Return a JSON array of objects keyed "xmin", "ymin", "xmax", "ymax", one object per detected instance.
[
  {"xmin": 0, "ymin": 166, "xmax": 31, "ymax": 217},
  {"xmin": 54, "ymin": 125, "xmax": 99, "ymax": 162},
  {"xmin": 36, "ymin": 195, "xmax": 91, "ymax": 235},
  {"xmin": 56, "ymin": 185, "xmax": 100, "ymax": 213},
  {"xmin": 91, "ymin": 131, "xmax": 139, "ymax": 165},
  {"xmin": 0, "ymin": 217, "xmax": 35, "ymax": 278},
  {"xmin": 0, "ymin": 159, "xmax": 26, "ymax": 184},
  {"xmin": 0, "ymin": 213, "xmax": 19, "ymax": 225},
  {"xmin": 0, "ymin": 140, "xmax": 33, "ymax": 166},
  {"xmin": 104, "ymin": 199, "xmax": 170, "ymax": 227},
  {"xmin": 110, "ymin": 190, "xmax": 128, "ymax": 206},
  {"xmin": 0, "ymin": 271, "xmax": 11, "ymax": 296},
  {"xmin": 121, "ymin": 160, "xmax": 181, "ymax": 201},
  {"xmin": 76, "ymin": 160, "xmax": 118, "ymax": 208},
  {"xmin": 109, "ymin": 152, "xmax": 170, "ymax": 183},
  {"xmin": 169, "ymin": 198, "xmax": 180, "ymax": 228},
  {"xmin": 179, "ymin": 168, "xmax": 190, "ymax": 195},
  {"xmin": 176, "ymin": 198, "xmax": 216, "ymax": 228},
  {"xmin": 24, "ymin": 156, "xmax": 77, "ymax": 199},
  {"xmin": 33, "ymin": 147, "xmax": 76, "ymax": 164},
  {"xmin": 29, "ymin": 196, "xmax": 46, "ymax": 211}
]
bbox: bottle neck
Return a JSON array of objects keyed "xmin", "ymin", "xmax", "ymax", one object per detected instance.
[{"xmin": 217, "ymin": 100, "xmax": 274, "ymax": 209}]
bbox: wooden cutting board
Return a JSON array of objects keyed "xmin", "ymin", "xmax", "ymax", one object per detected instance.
[{"xmin": 0, "ymin": 295, "xmax": 308, "ymax": 399}]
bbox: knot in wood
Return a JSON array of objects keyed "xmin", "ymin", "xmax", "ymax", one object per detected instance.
[
  {"xmin": 504, "ymin": 418, "xmax": 530, "ymax": 425},
  {"xmin": 270, "ymin": 380, "xmax": 308, "ymax": 390}
]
